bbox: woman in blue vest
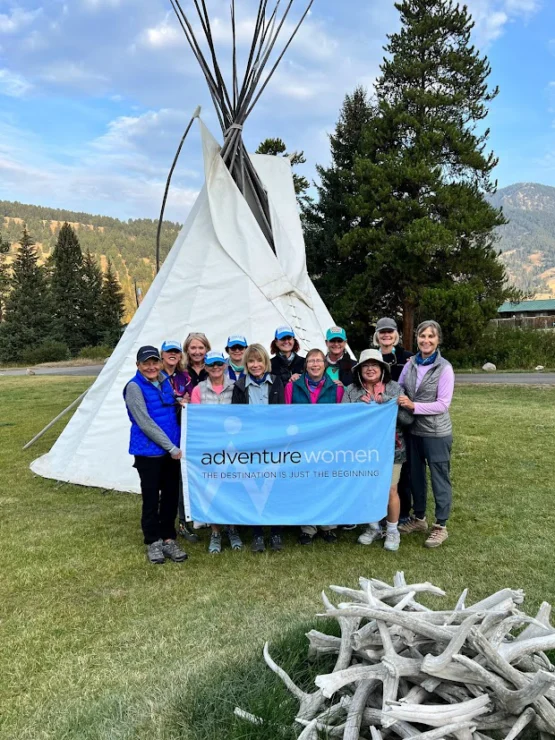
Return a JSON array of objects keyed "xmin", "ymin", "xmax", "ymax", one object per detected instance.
[
  {"xmin": 232, "ymin": 344, "xmax": 286, "ymax": 552},
  {"xmin": 124, "ymin": 345, "xmax": 188, "ymax": 564},
  {"xmin": 285, "ymin": 348, "xmax": 344, "ymax": 545}
]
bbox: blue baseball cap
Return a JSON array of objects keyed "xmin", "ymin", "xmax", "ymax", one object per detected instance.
[
  {"xmin": 161, "ymin": 340, "xmax": 183, "ymax": 353},
  {"xmin": 226, "ymin": 334, "xmax": 247, "ymax": 348},
  {"xmin": 326, "ymin": 326, "xmax": 347, "ymax": 341},
  {"xmin": 275, "ymin": 325, "xmax": 295, "ymax": 340},
  {"xmin": 205, "ymin": 350, "xmax": 226, "ymax": 366}
]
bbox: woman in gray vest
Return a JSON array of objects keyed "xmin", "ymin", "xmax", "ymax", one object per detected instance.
[
  {"xmin": 398, "ymin": 320, "xmax": 455, "ymax": 548},
  {"xmin": 190, "ymin": 350, "xmax": 242, "ymax": 554}
]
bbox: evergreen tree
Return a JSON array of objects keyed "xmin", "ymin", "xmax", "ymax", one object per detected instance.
[
  {"xmin": 82, "ymin": 250, "xmax": 104, "ymax": 346},
  {"xmin": 50, "ymin": 223, "xmax": 85, "ymax": 353},
  {"xmin": 255, "ymin": 138, "xmax": 310, "ymax": 206},
  {"xmin": 0, "ymin": 227, "xmax": 52, "ymax": 361},
  {"xmin": 100, "ymin": 260, "xmax": 125, "ymax": 347},
  {"xmin": 339, "ymin": 0, "xmax": 516, "ymax": 350},
  {"xmin": 303, "ymin": 87, "xmax": 376, "ymax": 349},
  {"xmin": 0, "ymin": 232, "xmax": 10, "ymax": 323}
]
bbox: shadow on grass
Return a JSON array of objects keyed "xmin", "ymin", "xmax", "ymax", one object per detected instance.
[{"xmin": 165, "ymin": 620, "xmax": 340, "ymax": 740}]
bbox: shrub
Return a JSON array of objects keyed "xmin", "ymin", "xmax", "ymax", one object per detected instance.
[
  {"xmin": 78, "ymin": 345, "xmax": 112, "ymax": 360},
  {"xmin": 447, "ymin": 326, "xmax": 555, "ymax": 369},
  {"xmin": 20, "ymin": 341, "xmax": 70, "ymax": 365}
]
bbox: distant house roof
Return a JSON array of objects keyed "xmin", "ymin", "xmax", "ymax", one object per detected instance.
[{"xmin": 498, "ymin": 299, "xmax": 555, "ymax": 314}]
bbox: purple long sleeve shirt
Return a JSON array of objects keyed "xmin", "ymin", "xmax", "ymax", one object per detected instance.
[{"xmin": 398, "ymin": 361, "xmax": 455, "ymax": 416}]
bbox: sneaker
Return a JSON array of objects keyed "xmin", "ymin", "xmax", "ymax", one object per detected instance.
[
  {"xmin": 320, "ymin": 530, "xmax": 337, "ymax": 544},
  {"xmin": 162, "ymin": 539, "xmax": 188, "ymax": 562},
  {"xmin": 342, "ymin": 524, "xmax": 357, "ymax": 530},
  {"xmin": 398, "ymin": 516, "xmax": 411, "ymax": 526},
  {"xmin": 398, "ymin": 516, "xmax": 428, "ymax": 534},
  {"xmin": 298, "ymin": 532, "xmax": 314, "ymax": 545},
  {"xmin": 227, "ymin": 527, "xmax": 243, "ymax": 551},
  {"xmin": 251, "ymin": 535, "xmax": 265, "ymax": 553},
  {"xmin": 383, "ymin": 529, "xmax": 400, "ymax": 552},
  {"xmin": 178, "ymin": 522, "xmax": 199, "ymax": 543},
  {"xmin": 424, "ymin": 524, "xmax": 448, "ymax": 548},
  {"xmin": 208, "ymin": 532, "xmax": 222, "ymax": 554},
  {"xmin": 270, "ymin": 534, "xmax": 284, "ymax": 551},
  {"xmin": 147, "ymin": 539, "xmax": 165, "ymax": 564},
  {"xmin": 358, "ymin": 526, "xmax": 383, "ymax": 545}
]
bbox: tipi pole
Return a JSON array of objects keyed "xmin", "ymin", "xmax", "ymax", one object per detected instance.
[
  {"xmin": 155, "ymin": 106, "xmax": 201, "ymax": 273},
  {"xmin": 22, "ymin": 389, "xmax": 89, "ymax": 451}
]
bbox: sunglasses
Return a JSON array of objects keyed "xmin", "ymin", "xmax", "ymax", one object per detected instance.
[
  {"xmin": 207, "ymin": 362, "xmax": 225, "ymax": 368},
  {"xmin": 378, "ymin": 329, "xmax": 394, "ymax": 334},
  {"xmin": 277, "ymin": 336, "xmax": 294, "ymax": 341},
  {"xmin": 228, "ymin": 345, "xmax": 245, "ymax": 352},
  {"xmin": 328, "ymin": 338, "xmax": 345, "ymax": 343}
]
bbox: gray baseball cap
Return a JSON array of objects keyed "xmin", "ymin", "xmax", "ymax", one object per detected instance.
[{"xmin": 375, "ymin": 317, "xmax": 397, "ymax": 332}]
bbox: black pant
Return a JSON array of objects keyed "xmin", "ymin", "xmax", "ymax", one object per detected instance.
[
  {"xmin": 408, "ymin": 434, "xmax": 453, "ymax": 525},
  {"xmin": 252, "ymin": 526, "xmax": 282, "ymax": 537},
  {"xmin": 134, "ymin": 454, "xmax": 180, "ymax": 544},
  {"xmin": 398, "ymin": 460, "xmax": 412, "ymax": 520}
]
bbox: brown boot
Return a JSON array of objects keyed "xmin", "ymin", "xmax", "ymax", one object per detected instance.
[
  {"xmin": 424, "ymin": 524, "xmax": 448, "ymax": 548},
  {"xmin": 398, "ymin": 516, "xmax": 428, "ymax": 534}
]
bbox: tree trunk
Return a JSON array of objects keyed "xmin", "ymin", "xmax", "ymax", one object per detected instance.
[{"xmin": 402, "ymin": 298, "xmax": 415, "ymax": 351}]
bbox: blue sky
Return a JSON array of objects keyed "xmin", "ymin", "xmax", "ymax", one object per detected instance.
[{"xmin": 0, "ymin": 0, "xmax": 553, "ymax": 222}]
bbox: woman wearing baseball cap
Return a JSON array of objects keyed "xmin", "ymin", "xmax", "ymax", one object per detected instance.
[
  {"xmin": 372, "ymin": 318, "xmax": 413, "ymax": 382},
  {"xmin": 123, "ymin": 346, "xmax": 188, "ymax": 564},
  {"xmin": 325, "ymin": 326, "xmax": 356, "ymax": 386},
  {"xmin": 270, "ymin": 325, "xmax": 305, "ymax": 385},
  {"xmin": 190, "ymin": 350, "xmax": 243, "ymax": 555},
  {"xmin": 225, "ymin": 334, "xmax": 248, "ymax": 381},
  {"xmin": 342, "ymin": 349, "xmax": 413, "ymax": 552}
]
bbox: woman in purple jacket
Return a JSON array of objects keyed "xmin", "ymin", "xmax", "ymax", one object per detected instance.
[{"xmin": 398, "ymin": 320, "xmax": 454, "ymax": 548}]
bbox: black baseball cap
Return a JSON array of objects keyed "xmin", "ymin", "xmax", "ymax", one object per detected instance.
[{"xmin": 136, "ymin": 345, "xmax": 161, "ymax": 363}]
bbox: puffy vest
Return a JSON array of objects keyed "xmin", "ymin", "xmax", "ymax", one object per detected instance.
[
  {"xmin": 124, "ymin": 371, "xmax": 180, "ymax": 456},
  {"xmin": 291, "ymin": 374, "xmax": 338, "ymax": 404},
  {"xmin": 199, "ymin": 375, "xmax": 235, "ymax": 404},
  {"xmin": 403, "ymin": 351, "xmax": 453, "ymax": 437}
]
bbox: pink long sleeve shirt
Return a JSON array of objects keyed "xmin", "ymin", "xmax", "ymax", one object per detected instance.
[{"xmin": 398, "ymin": 361, "xmax": 455, "ymax": 416}]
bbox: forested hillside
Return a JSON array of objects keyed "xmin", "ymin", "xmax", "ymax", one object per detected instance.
[
  {"xmin": 0, "ymin": 201, "xmax": 181, "ymax": 319},
  {"xmin": 490, "ymin": 183, "xmax": 555, "ymax": 296}
]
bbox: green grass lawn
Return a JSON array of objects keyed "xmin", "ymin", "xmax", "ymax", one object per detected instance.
[{"xmin": 1, "ymin": 376, "xmax": 555, "ymax": 739}]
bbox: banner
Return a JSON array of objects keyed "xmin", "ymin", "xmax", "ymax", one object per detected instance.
[{"xmin": 181, "ymin": 402, "xmax": 397, "ymax": 525}]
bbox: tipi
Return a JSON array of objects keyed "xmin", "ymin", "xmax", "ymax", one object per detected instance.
[{"xmin": 31, "ymin": 0, "xmax": 338, "ymax": 493}]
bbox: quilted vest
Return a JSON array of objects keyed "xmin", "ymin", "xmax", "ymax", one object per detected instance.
[
  {"xmin": 402, "ymin": 351, "xmax": 452, "ymax": 437},
  {"xmin": 291, "ymin": 374, "xmax": 338, "ymax": 404},
  {"xmin": 199, "ymin": 375, "xmax": 235, "ymax": 405},
  {"xmin": 125, "ymin": 371, "xmax": 180, "ymax": 456}
]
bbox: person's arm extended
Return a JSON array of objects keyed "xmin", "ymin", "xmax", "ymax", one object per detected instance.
[
  {"xmin": 413, "ymin": 365, "xmax": 455, "ymax": 415},
  {"xmin": 125, "ymin": 382, "xmax": 179, "ymax": 455}
]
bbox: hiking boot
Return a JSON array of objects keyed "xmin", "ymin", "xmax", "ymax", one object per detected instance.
[
  {"xmin": 270, "ymin": 534, "xmax": 284, "ymax": 551},
  {"xmin": 358, "ymin": 525, "xmax": 383, "ymax": 545},
  {"xmin": 227, "ymin": 527, "xmax": 243, "ymax": 551},
  {"xmin": 178, "ymin": 522, "xmax": 199, "ymax": 543},
  {"xmin": 162, "ymin": 539, "xmax": 188, "ymax": 562},
  {"xmin": 383, "ymin": 529, "xmax": 400, "ymax": 552},
  {"xmin": 208, "ymin": 532, "xmax": 222, "ymax": 554},
  {"xmin": 398, "ymin": 516, "xmax": 428, "ymax": 534},
  {"xmin": 147, "ymin": 539, "xmax": 165, "ymax": 564},
  {"xmin": 424, "ymin": 524, "xmax": 448, "ymax": 548},
  {"xmin": 251, "ymin": 535, "xmax": 265, "ymax": 553},
  {"xmin": 320, "ymin": 530, "xmax": 337, "ymax": 544},
  {"xmin": 298, "ymin": 532, "xmax": 314, "ymax": 546}
]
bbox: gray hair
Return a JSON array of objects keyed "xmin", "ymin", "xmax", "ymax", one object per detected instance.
[
  {"xmin": 372, "ymin": 329, "xmax": 400, "ymax": 348},
  {"xmin": 416, "ymin": 320, "xmax": 442, "ymax": 344}
]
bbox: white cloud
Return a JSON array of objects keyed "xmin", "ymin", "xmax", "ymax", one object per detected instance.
[
  {"xmin": 141, "ymin": 15, "xmax": 182, "ymax": 49},
  {"xmin": 466, "ymin": 0, "xmax": 542, "ymax": 45},
  {"xmin": 39, "ymin": 62, "xmax": 109, "ymax": 90},
  {"xmin": 0, "ymin": 68, "xmax": 32, "ymax": 97},
  {"xmin": 0, "ymin": 7, "xmax": 42, "ymax": 34}
]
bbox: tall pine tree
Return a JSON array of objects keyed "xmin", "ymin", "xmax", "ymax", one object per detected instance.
[
  {"xmin": 50, "ymin": 223, "xmax": 85, "ymax": 353},
  {"xmin": 100, "ymin": 260, "xmax": 125, "ymax": 347},
  {"xmin": 81, "ymin": 250, "xmax": 104, "ymax": 347},
  {"xmin": 304, "ymin": 87, "xmax": 376, "ymax": 350},
  {"xmin": 0, "ymin": 227, "xmax": 52, "ymax": 361},
  {"xmin": 340, "ymin": 0, "xmax": 516, "ymax": 349},
  {"xmin": 0, "ymin": 232, "xmax": 10, "ymax": 324}
]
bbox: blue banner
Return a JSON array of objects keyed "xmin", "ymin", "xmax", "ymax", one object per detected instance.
[{"xmin": 181, "ymin": 402, "xmax": 397, "ymax": 525}]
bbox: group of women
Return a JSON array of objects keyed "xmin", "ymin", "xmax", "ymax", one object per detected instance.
[{"xmin": 123, "ymin": 319, "xmax": 455, "ymax": 564}]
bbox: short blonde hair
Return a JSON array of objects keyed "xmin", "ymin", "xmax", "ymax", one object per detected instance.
[
  {"xmin": 183, "ymin": 332, "xmax": 211, "ymax": 368},
  {"xmin": 244, "ymin": 343, "xmax": 271, "ymax": 374},
  {"xmin": 372, "ymin": 329, "xmax": 400, "ymax": 348}
]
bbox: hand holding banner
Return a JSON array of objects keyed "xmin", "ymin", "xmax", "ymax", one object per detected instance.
[{"xmin": 181, "ymin": 402, "xmax": 397, "ymax": 525}]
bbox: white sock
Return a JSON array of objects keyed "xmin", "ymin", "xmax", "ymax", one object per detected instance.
[
  {"xmin": 369, "ymin": 521, "xmax": 380, "ymax": 530},
  {"xmin": 386, "ymin": 520, "xmax": 398, "ymax": 533}
]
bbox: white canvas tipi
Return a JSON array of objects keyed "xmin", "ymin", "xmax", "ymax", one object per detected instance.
[{"xmin": 30, "ymin": 119, "xmax": 338, "ymax": 493}]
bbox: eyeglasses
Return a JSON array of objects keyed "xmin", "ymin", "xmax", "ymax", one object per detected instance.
[
  {"xmin": 277, "ymin": 336, "xmax": 294, "ymax": 341},
  {"xmin": 207, "ymin": 362, "xmax": 225, "ymax": 368},
  {"xmin": 228, "ymin": 345, "xmax": 245, "ymax": 352}
]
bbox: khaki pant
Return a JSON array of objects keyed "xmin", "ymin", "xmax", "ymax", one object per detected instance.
[{"xmin": 300, "ymin": 525, "xmax": 336, "ymax": 536}]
